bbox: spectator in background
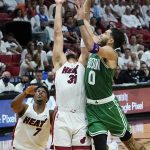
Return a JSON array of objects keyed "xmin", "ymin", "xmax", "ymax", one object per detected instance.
[
  {"xmin": 93, "ymin": 1, "xmax": 103, "ymax": 19},
  {"xmin": 25, "ymin": 0, "xmax": 37, "ymax": 17},
  {"xmin": 138, "ymin": 62, "xmax": 150, "ymax": 82},
  {"xmin": 141, "ymin": 47, "xmax": 150, "ymax": 68},
  {"xmin": 4, "ymin": 33, "xmax": 22, "ymax": 54},
  {"xmin": 129, "ymin": 52, "xmax": 141, "ymax": 70},
  {"xmin": 116, "ymin": 48, "xmax": 125, "ymax": 69},
  {"xmin": 32, "ymin": 21, "xmax": 51, "ymax": 45},
  {"xmin": 21, "ymin": 41, "xmax": 35, "ymax": 63},
  {"xmin": 0, "ymin": 71, "xmax": 15, "ymax": 93},
  {"xmin": 0, "ymin": 0, "xmax": 4, "ymax": 12},
  {"xmin": 46, "ymin": 42, "xmax": 53, "ymax": 65},
  {"xmin": 102, "ymin": 5, "xmax": 118, "ymax": 27},
  {"xmin": 34, "ymin": 41, "xmax": 48, "ymax": 70},
  {"xmin": 45, "ymin": 71, "xmax": 54, "ymax": 91},
  {"xmin": 49, "ymin": 4, "xmax": 56, "ymax": 22},
  {"xmin": 0, "ymin": 30, "xmax": 7, "ymax": 54},
  {"xmin": 137, "ymin": 50, "xmax": 144, "ymax": 60},
  {"xmin": 144, "ymin": 9, "xmax": 150, "ymax": 29},
  {"xmin": 136, "ymin": 34, "xmax": 144, "ymax": 45},
  {"xmin": 121, "ymin": 62, "xmax": 139, "ymax": 83},
  {"xmin": 121, "ymin": 6, "xmax": 140, "ymax": 28},
  {"xmin": 127, "ymin": 34, "xmax": 139, "ymax": 53},
  {"xmin": 3, "ymin": 0, "xmax": 17, "ymax": 12},
  {"xmin": 133, "ymin": 1, "xmax": 143, "ymax": 18},
  {"xmin": 19, "ymin": 53, "xmax": 35, "ymax": 76},
  {"xmin": 32, "ymin": 52, "xmax": 43, "ymax": 71},
  {"xmin": 0, "ymin": 62, "xmax": 6, "ymax": 76},
  {"xmin": 90, "ymin": 17, "xmax": 97, "ymax": 31},
  {"xmin": 113, "ymin": 0, "xmax": 126, "ymax": 18},
  {"xmin": 36, "ymin": 0, "xmax": 49, "ymax": 17},
  {"xmin": 131, "ymin": 9, "xmax": 145, "ymax": 28},
  {"xmin": 113, "ymin": 66, "xmax": 124, "ymax": 84},
  {"xmin": 13, "ymin": 8, "xmax": 25, "ymax": 21},
  {"xmin": 64, "ymin": 16, "xmax": 80, "ymax": 43},
  {"xmin": 24, "ymin": 10, "xmax": 37, "ymax": 31},
  {"xmin": 15, "ymin": 75, "xmax": 30, "ymax": 92},
  {"xmin": 137, "ymin": 45, "xmax": 145, "ymax": 52},
  {"xmin": 30, "ymin": 70, "xmax": 45, "ymax": 85},
  {"xmin": 34, "ymin": 5, "xmax": 49, "ymax": 27},
  {"xmin": 120, "ymin": 48, "xmax": 131, "ymax": 70},
  {"xmin": 142, "ymin": 0, "xmax": 150, "ymax": 18}
]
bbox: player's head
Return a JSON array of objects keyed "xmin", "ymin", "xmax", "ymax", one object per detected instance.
[
  {"xmin": 34, "ymin": 85, "xmax": 49, "ymax": 104},
  {"xmin": 110, "ymin": 28, "xmax": 125, "ymax": 49},
  {"xmin": 65, "ymin": 49, "xmax": 78, "ymax": 62},
  {"xmin": 98, "ymin": 28, "xmax": 125, "ymax": 49}
]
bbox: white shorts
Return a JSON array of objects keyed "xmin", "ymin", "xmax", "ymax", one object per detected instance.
[{"xmin": 53, "ymin": 109, "xmax": 91, "ymax": 147}]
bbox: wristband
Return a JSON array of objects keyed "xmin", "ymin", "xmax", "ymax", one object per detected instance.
[
  {"xmin": 77, "ymin": 19, "xmax": 84, "ymax": 26},
  {"xmin": 89, "ymin": 42, "xmax": 100, "ymax": 54}
]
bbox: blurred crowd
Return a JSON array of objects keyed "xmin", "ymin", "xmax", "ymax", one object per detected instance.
[{"xmin": 0, "ymin": 0, "xmax": 150, "ymax": 94}]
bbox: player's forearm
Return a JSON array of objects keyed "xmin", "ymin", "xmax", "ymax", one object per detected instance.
[
  {"xmin": 54, "ymin": 4, "xmax": 62, "ymax": 34},
  {"xmin": 77, "ymin": 19, "xmax": 94, "ymax": 51},
  {"xmin": 11, "ymin": 91, "xmax": 27, "ymax": 111}
]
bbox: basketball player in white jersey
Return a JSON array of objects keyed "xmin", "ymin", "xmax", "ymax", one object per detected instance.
[
  {"xmin": 11, "ymin": 85, "xmax": 53, "ymax": 150},
  {"xmin": 52, "ymin": 0, "xmax": 91, "ymax": 149}
]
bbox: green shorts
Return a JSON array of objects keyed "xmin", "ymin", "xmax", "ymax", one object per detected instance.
[{"xmin": 86, "ymin": 98, "xmax": 131, "ymax": 137}]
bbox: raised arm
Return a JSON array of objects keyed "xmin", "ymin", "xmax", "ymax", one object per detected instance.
[
  {"xmin": 76, "ymin": 0, "xmax": 99, "ymax": 51},
  {"xmin": 52, "ymin": 0, "xmax": 66, "ymax": 71},
  {"xmin": 11, "ymin": 85, "xmax": 37, "ymax": 115}
]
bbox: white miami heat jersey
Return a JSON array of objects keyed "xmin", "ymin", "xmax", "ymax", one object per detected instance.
[
  {"xmin": 13, "ymin": 103, "xmax": 50, "ymax": 150},
  {"xmin": 55, "ymin": 62, "xmax": 86, "ymax": 110}
]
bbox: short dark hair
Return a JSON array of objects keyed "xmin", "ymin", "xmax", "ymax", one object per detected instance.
[
  {"xmin": 110, "ymin": 28, "xmax": 125, "ymax": 49},
  {"xmin": 66, "ymin": 53, "xmax": 78, "ymax": 60},
  {"xmin": 35, "ymin": 85, "xmax": 50, "ymax": 99}
]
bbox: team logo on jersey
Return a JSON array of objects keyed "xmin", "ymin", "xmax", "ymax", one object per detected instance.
[{"xmin": 80, "ymin": 137, "xmax": 86, "ymax": 144}]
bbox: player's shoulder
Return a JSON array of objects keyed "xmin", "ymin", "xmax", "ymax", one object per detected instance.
[{"xmin": 101, "ymin": 46, "xmax": 114, "ymax": 52}]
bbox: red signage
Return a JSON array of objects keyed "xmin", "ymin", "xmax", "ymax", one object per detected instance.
[{"xmin": 113, "ymin": 88, "xmax": 150, "ymax": 114}]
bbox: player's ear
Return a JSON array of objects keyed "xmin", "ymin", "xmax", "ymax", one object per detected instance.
[{"xmin": 108, "ymin": 37, "xmax": 114, "ymax": 45}]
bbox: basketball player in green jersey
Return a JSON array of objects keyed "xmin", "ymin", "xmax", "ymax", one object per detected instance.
[{"xmin": 75, "ymin": 0, "xmax": 146, "ymax": 150}]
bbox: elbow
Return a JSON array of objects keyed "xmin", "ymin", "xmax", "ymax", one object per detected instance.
[{"xmin": 87, "ymin": 44, "xmax": 94, "ymax": 52}]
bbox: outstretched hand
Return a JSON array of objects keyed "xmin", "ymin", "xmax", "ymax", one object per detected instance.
[
  {"xmin": 55, "ymin": 0, "xmax": 66, "ymax": 4},
  {"xmin": 75, "ymin": 0, "xmax": 84, "ymax": 20}
]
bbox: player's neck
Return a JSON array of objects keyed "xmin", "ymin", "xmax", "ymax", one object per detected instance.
[
  {"xmin": 68, "ymin": 58, "xmax": 77, "ymax": 63},
  {"xmin": 33, "ymin": 103, "xmax": 46, "ymax": 114}
]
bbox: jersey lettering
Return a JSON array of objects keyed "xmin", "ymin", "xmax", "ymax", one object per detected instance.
[
  {"xmin": 68, "ymin": 74, "xmax": 77, "ymax": 84},
  {"xmin": 62, "ymin": 65, "xmax": 78, "ymax": 74},
  {"xmin": 87, "ymin": 57, "xmax": 100, "ymax": 70},
  {"xmin": 62, "ymin": 65, "xmax": 79, "ymax": 84},
  {"xmin": 23, "ymin": 116, "xmax": 47, "ymax": 127},
  {"xmin": 33, "ymin": 128, "xmax": 42, "ymax": 136},
  {"xmin": 88, "ymin": 70, "xmax": 95, "ymax": 85}
]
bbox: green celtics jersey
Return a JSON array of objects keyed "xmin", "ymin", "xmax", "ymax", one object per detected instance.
[{"xmin": 85, "ymin": 54, "xmax": 114, "ymax": 100}]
